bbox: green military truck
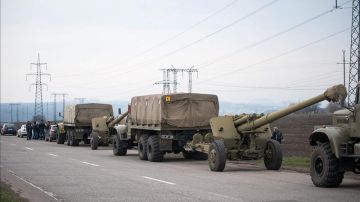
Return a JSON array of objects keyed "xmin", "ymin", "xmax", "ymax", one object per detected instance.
[
  {"xmin": 113, "ymin": 93, "xmax": 219, "ymax": 162},
  {"xmin": 63, "ymin": 103, "xmax": 113, "ymax": 146}
]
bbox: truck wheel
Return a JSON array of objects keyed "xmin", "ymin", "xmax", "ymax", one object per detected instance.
[
  {"xmin": 57, "ymin": 133, "xmax": 65, "ymax": 144},
  {"xmin": 208, "ymin": 140, "xmax": 226, "ymax": 172},
  {"xmin": 147, "ymin": 135, "xmax": 163, "ymax": 162},
  {"xmin": 113, "ymin": 135, "xmax": 127, "ymax": 156},
  {"xmin": 138, "ymin": 135, "xmax": 149, "ymax": 160},
  {"xmin": 70, "ymin": 131, "xmax": 79, "ymax": 146},
  {"xmin": 90, "ymin": 135, "xmax": 99, "ymax": 150},
  {"xmin": 264, "ymin": 139, "xmax": 283, "ymax": 170},
  {"xmin": 310, "ymin": 143, "xmax": 344, "ymax": 187},
  {"xmin": 66, "ymin": 132, "xmax": 71, "ymax": 146}
]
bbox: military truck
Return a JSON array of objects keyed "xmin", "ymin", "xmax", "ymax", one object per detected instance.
[
  {"xmin": 309, "ymin": 83, "xmax": 359, "ymax": 187},
  {"xmin": 63, "ymin": 103, "xmax": 113, "ymax": 146},
  {"xmin": 90, "ymin": 111, "xmax": 128, "ymax": 150},
  {"xmin": 183, "ymin": 84, "xmax": 347, "ymax": 172},
  {"xmin": 113, "ymin": 93, "xmax": 219, "ymax": 161}
]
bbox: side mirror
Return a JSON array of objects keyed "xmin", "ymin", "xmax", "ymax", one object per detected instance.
[
  {"xmin": 118, "ymin": 108, "xmax": 121, "ymax": 115},
  {"xmin": 58, "ymin": 112, "xmax": 62, "ymax": 117}
]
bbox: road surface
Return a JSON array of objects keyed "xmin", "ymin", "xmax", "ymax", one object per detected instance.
[{"xmin": 1, "ymin": 136, "xmax": 359, "ymax": 202}]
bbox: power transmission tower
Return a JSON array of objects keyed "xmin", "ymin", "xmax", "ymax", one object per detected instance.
[
  {"xmin": 10, "ymin": 104, "xmax": 21, "ymax": 122},
  {"xmin": 52, "ymin": 93, "xmax": 68, "ymax": 121},
  {"xmin": 75, "ymin": 97, "xmax": 86, "ymax": 104},
  {"xmin": 167, "ymin": 66, "xmax": 198, "ymax": 93},
  {"xmin": 348, "ymin": 0, "xmax": 360, "ymax": 106},
  {"xmin": 26, "ymin": 53, "xmax": 51, "ymax": 121}
]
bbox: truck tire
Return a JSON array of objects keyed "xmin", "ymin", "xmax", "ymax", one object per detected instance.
[
  {"xmin": 147, "ymin": 135, "xmax": 163, "ymax": 162},
  {"xmin": 264, "ymin": 139, "xmax": 283, "ymax": 170},
  {"xmin": 69, "ymin": 130, "xmax": 79, "ymax": 146},
  {"xmin": 138, "ymin": 135, "xmax": 149, "ymax": 160},
  {"xmin": 66, "ymin": 132, "xmax": 71, "ymax": 146},
  {"xmin": 310, "ymin": 142, "xmax": 344, "ymax": 187},
  {"xmin": 208, "ymin": 140, "xmax": 226, "ymax": 172},
  {"xmin": 57, "ymin": 133, "xmax": 65, "ymax": 144},
  {"xmin": 113, "ymin": 135, "xmax": 127, "ymax": 156},
  {"xmin": 90, "ymin": 135, "xmax": 99, "ymax": 150}
]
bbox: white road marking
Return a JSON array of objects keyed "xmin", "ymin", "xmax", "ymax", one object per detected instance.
[
  {"xmin": 10, "ymin": 143, "xmax": 16, "ymax": 146},
  {"xmin": 142, "ymin": 176, "xmax": 176, "ymax": 185},
  {"xmin": 8, "ymin": 169, "xmax": 59, "ymax": 201},
  {"xmin": 47, "ymin": 153, "xmax": 58, "ymax": 157},
  {"xmin": 25, "ymin": 147, "xmax": 33, "ymax": 151},
  {"xmin": 81, "ymin": 161, "xmax": 100, "ymax": 167},
  {"xmin": 211, "ymin": 193, "xmax": 241, "ymax": 201}
]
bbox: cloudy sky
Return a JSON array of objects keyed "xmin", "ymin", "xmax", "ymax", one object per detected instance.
[{"xmin": 1, "ymin": 0, "xmax": 352, "ymax": 105}]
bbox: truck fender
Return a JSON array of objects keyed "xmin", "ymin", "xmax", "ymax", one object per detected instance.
[{"xmin": 309, "ymin": 127, "xmax": 349, "ymax": 158}]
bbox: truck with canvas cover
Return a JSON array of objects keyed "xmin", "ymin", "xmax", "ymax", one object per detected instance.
[
  {"xmin": 309, "ymin": 83, "xmax": 359, "ymax": 187},
  {"xmin": 63, "ymin": 103, "xmax": 113, "ymax": 146},
  {"xmin": 183, "ymin": 84, "xmax": 347, "ymax": 172},
  {"xmin": 113, "ymin": 93, "xmax": 219, "ymax": 161}
]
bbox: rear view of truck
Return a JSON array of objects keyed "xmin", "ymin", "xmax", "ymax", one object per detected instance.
[
  {"xmin": 113, "ymin": 93, "xmax": 219, "ymax": 162},
  {"xmin": 63, "ymin": 103, "xmax": 113, "ymax": 146}
]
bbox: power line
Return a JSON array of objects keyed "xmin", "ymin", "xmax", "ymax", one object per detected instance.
[
  {"xmin": 54, "ymin": 0, "xmax": 279, "ymax": 88},
  {"xmin": 198, "ymin": 0, "xmax": 352, "ymax": 69},
  {"xmin": 197, "ymin": 27, "xmax": 350, "ymax": 84},
  {"xmin": 53, "ymin": 0, "xmax": 239, "ymax": 79}
]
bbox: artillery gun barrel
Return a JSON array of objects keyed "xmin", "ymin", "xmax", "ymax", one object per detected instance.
[
  {"xmin": 233, "ymin": 114, "xmax": 257, "ymax": 126},
  {"xmin": 108, "ymin": 111, "xmax": 128, "ymax": 128},
  {"xmin": 236, "ymin": 84, "xmax": 347, "ymax": 131}
]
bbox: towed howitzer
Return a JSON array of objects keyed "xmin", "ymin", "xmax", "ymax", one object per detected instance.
[
  {"xmin": 186, "ymin": 84, "xmax": 347, "ymax": 172},
  {"xmin": 90, "ymin": 111, "xmax": 128, "ymax": 150}
]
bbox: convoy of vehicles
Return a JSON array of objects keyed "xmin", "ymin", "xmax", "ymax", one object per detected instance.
[{"xmin": 2, "ymin": 83, "xmax": 357, "ymax": 188}]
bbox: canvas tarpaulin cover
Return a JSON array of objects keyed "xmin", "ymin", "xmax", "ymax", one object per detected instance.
[
  {"xmin": 64, "ymin": 103, "xmax": 113, "ymax": 124},
  {"xmin": 130, "ymin": 93, "xmax": 219, "ymax": 127}
]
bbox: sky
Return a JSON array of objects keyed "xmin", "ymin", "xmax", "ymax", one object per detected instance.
[{"xmin": 0, "ymin": 0, "xmax": 353, "ymax": 105}]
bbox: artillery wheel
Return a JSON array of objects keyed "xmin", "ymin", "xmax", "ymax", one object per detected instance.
[
  {"xmin": 264, "ymin": 139, "xmax": 282, "ymax": 170},
  {"xmin": 138, "ymin": 135, "xmax": 149, "ymax": 160},
  {"xmin": 310, "ymin": 143, "xmax": 344, "ymax": 187},
  {"xmin": 90, "ymin": 135, "xmax": 99, "ymax": 150},
  {"xmin": 113, "ymin": 135, "xmax": 127, "ymax": 156},
  {"xmin": 208, "ymin": 140, "xmax": 226, "ymax": 172},
  {"xmin": 147, "ymin": 135, "xmax": 163, "ymax": 162}
]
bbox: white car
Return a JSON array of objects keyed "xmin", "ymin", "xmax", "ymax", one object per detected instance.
[{"xmin": 17, "ymin": 124, "xmax": 27, "ymax": 138}]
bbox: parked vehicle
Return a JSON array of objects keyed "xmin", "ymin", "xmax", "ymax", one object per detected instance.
[
  {"xmin": 62, "ymin": 103, "xmax": 114, "ymax": 146},
  {"xmin": 1, "ymin": 123, "xmax": 16, "ymax": 136},
  {"xmin": 45, "ymin": 125, "xmax": 58, "ymax": 142},
  {"xmin": 17, "ymin": 124, "xmax": 27, "ymax": 138}
]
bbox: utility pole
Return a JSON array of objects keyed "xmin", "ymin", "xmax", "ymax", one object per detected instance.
[
  {"xmin": 348, "ymin": 0, "xmax": 360, "ymax": 106},
  {"xmin": 26, "ymin": 53, "xmax": 51, "ymax": 121},
  {"xmin": 166, "ymin": 66, "xmax": 198, "ymax": 93},
  {"xmin": 10, "ymin": 104, "xmax": 21, "ymax": 122},
  {"xmin": 337, "ymin": 50, "xmax": 350, "ymax": 106},
  {"xmin": 52, "ymin": 93, "xmax": 57, "ymax": 121}
]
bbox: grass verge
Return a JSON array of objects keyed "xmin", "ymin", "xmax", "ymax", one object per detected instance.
[
  {"xmin": 282, "ymin": 156, "xmax": 310, "ymax": 167},
  {"xmin": 0, "ymin": 181, "xmax": 29, "ymax": 202}
]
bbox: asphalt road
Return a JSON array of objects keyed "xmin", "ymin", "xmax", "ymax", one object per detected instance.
[{"xmin": 1, "ymin": 135, "xmax": 359, "ymax": 202}]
